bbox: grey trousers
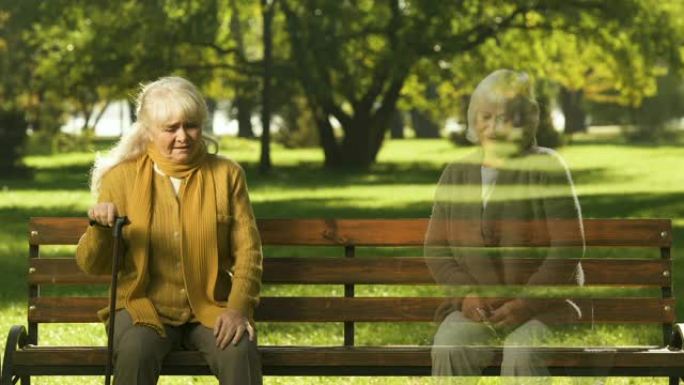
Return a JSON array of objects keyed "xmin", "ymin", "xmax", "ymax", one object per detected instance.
[
  {"xmin": 112, "ymin": 310, "xmax": 262, "ymax": 385},
  {"xmin": 431, "ymin": 311, "xmax": 550, "ymax": 385}
]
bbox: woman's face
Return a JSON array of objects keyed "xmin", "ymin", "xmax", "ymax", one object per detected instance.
[
  {"xmin": 475, "ymin": 102, "xmax": 510, "ymax": 142},
  {"xmin": 149, "ymin": 112, "xmax": 202, "ymax": 163},
  {"xmin": 474, "ymin": 102, "xmax": 521, "ymax": 157}
]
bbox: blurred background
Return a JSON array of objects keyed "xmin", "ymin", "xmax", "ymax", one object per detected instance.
[
  {"xmin": 1, "ymin": 1, "xmax": 684, "ymax": 384},
  {"xmin": 1, "ymin": 0, "xmax": 683, "ymax": 171}
]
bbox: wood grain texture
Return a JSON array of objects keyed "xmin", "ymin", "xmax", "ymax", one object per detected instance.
[
  {"xmin": 29, "ymin": 257, "xmax": 671, "ymax": 286},
  {"xmin": 29, "ymin": 217, "xmax": 672, "ymax": 247},
  {"xmin": 11, "ymin": 346, "xmax": 684, "ymax": 375},
  {"xmin": 9, "ymin": 216, "xmax": 678, "ymax": 380},
  {"xmin": 28, "ymin": 296, "xmax": 675, "ymax": 324}
]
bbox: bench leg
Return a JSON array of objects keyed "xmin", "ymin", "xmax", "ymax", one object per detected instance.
[
  {"xmin": 670, "ymin": 376, "xmax": 679, "ymax": 385},
  {"xmin": 2, "ymin": 325, "xmax": 28, "ymax": 385},
  {"xmin": 19, "ymin": 376, "xmax": 29, "ymax": 385}
]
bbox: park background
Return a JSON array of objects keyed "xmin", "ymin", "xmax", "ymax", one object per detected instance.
[{"xmin": 1, "ymin": 1, "xmax": 684, "ymax": 384}]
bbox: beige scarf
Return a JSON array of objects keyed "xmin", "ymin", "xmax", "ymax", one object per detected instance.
[{"xmin": 125, "ymin": 141, "xmax": 219, "ymax": 335}]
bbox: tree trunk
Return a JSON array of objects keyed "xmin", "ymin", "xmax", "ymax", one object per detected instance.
[
  {"xmin": 410, "ymin": 83, "xmax": 440, "ymax": 138},
  {"xmin": 80, "ymin": 102, "xmax": 94, "ymax": 136},
  {"xmin": 315, "ymin": 110, "xmax": 342, "ymax": 168},
  {"xmin": 337, "ymin": 112, "xmax": 391, "ymax": 169},
  {"xmin": 91, "ymin": 100, "xmax": 111, "ymax": 133},
  {"xmin": 390, "ymin": 108, "xmax": 404, "ymax": 139},
  {"xmin": 410, "ymin": 109, "xmax": 440, "ymax": 138},
  {"xmin": 235, "ymin": 97, "xmax": 255, "ymax": 138},
  {"xmin": 559, "ymin": 87, "xmax": 587, "ymax": 134},
  {"xmin": 259, "ymin": 0, "xmax": 274, "ymax": 173},
  {"xmin": 0, "ymin": 108, "xmax": 30, "ymax": 177},
  {"xmin": 205, "ymin": 98, "xmax": 217, "ymax": 136},
  {"xmin": 127, "ymin": 100, "xmax": 136, "ymax": 124},
  {"xmin": 535, "ymin": 82, "xmax": 562, "ymax": 148},
  {"xmin": 341, "ymin": 116, "xmax": 374, "ymax": 168}
]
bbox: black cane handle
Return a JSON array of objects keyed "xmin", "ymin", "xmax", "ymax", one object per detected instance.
[{"xmin": 89, "ymin": 216, "xmax": 130, "ymax": 229}]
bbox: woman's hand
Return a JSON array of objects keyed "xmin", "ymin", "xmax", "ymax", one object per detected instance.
[
  {"xmin": 88, "ymin": 203, "xmax": 119, "ymax": 227},
  {"xmin": 214, "ymin": 308, "xmax": 255, "ymax": 349},
  {"xmin": 461, "ymin": 293, "xmax": 488, "ymax": 322},
  {"xmin": 488, "ymin": 298, "xmax": 533, "ymax": 330}
]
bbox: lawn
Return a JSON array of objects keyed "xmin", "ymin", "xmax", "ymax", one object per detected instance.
[{"xmin": 0, "ymin": 136, "xmax": 682, "ymax": 384}]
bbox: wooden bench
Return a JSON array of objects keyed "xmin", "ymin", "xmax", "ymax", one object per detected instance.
[{"xmin": 3, "ymin": 217, "xmax": 683, "ymax": 384}]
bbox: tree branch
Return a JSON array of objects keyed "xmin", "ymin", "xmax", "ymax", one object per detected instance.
[
  {"xmin": 281, "ymin": 0, "xmax": 352, "ymax": 127},
  {"xmin": 357, "ymin": 0, "xmax": 405, "ymax": 114},
  {"xmin": 186, "ymin": 41, "xmax": 241, "ymax": 57}
]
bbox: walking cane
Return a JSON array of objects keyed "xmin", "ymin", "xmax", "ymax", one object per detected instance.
[{"xmin": 91, "ymin": 216, "xmax": 129, "ymax": 385}]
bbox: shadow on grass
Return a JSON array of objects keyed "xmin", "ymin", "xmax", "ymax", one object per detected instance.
[
  {"xmin": 242, "ymin": 161, "xmax": 445, "ymax": 188},
  {"xmin": 4, "ymin": 160, "xmax": 446, "ymax": 192},
  {"xmin": 568, "ymin": 132, "xmax": 684, "ymax": 147},
  {"xmin": 2, "ymin": 164, "xmax": 91, "ymax": 191},
  {"xmin": 5, "ymin": 155, "xmax": 617, "ymax": 193},
  {"xmin": 253, "ymin": 197, "xmax": 433, "ymax": 218},
  {"xmin": 581, "ymin": 192, "xmax": 684, "ymax": 223},
  {"xmin": 243, "ymin": 162, "xmax": 617, "ymax": 189}
]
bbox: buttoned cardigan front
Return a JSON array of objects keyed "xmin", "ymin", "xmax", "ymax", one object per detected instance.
[{"xmin": 76, "ymin": 155, "xmax": 263, "ymax": 335}]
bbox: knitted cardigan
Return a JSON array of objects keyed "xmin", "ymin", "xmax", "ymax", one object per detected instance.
[
  {"xmin": 424, "ymin": 147, "xmax": 585, "ymax": 323},
  {"xmin": 76, "ymin": 155, "xmax": 263, "ymax": 335}
]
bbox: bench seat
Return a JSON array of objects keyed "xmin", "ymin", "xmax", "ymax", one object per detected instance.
[
  {"xmin": 2, "ymin": 217, "xmax": 681, "ymax": 384},
  {"xmin": 9, "ymin": 342, "xmax": 684, "ymax": 377}
]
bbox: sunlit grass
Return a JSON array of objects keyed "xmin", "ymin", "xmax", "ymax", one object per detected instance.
[{"xmin": 1, "ymin": 137, "xmax": 682, "ymax": 384}]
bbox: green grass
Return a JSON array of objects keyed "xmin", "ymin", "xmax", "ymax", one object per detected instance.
[{"xmin": 1, "ymin": 136, "xmax": 683, "ymax": 384}]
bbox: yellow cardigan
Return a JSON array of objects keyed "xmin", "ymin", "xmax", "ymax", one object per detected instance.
[{"xmin": 76, "ymin": 155, "xmax": 263, "ymax": 335}]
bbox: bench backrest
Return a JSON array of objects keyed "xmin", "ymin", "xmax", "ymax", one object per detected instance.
[{"xmin": 27, "ymin": 217, "xmax": 673, "ymax": 346}]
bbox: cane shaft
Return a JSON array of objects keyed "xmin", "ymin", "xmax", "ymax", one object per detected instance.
[{"xmin": 105, "ymin": 217, "xmax": 128, "ymax": 385}]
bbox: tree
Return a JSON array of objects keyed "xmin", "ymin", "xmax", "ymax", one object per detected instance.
[
  {"xmin": 2, "ymin": 0, "xmax": 229, "ymax": 161},
  {"xmin": 225, "ymin": 0, "xmax": 259, "ymax": 138},
  {"xmin": 260, "ymin": 0, "xmax": 275, "ymax": 173},
  {"xmin": 0, "ymin": 0, "xmax": 43, "ymax": 175},
  {"xmin": 279, "ymin": 0, "xmax": 681, "ymax": 168},
  {"xmin": 559, "ymin": 87, "xmax": 587, "ymax": 134}
]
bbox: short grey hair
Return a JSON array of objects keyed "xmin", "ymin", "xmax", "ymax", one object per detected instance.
[{"xmin": 465, "ymin": 69, "xmax": 539, "ymax": 149}]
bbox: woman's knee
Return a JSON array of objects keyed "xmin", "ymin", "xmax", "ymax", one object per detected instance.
[
  {"xmin": 215, "ymin": 334, "xmax": 258, "ymax": 361},
  {"xmin": 433, "ymin": 311, "xmax": 492, "ymax": 347},
  {"xmin": 503, "ymin": 319, "xmax": 550, "ymax": 347},
  {"xmin": 115, "ymin": 327, "xmax": 170, "ymax": 366},
  {"xmin": 211, "ymin": 335, "xmax": 262, "ymax": 384},
  {"xmin": 113, "ymin": 311, "xmax": 172, "ymax": 368}
]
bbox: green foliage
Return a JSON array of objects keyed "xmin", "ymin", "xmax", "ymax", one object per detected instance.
[
  {"xmin": 628, "ymin": 72, "xmax": 684, "ymax": 142},
  {"xmin": 585, "ymin": 71, "xmax": 684, "ymax": 142},
  {"xmin": 411, "ymin": 0, "xmax": 681, "ymax": 134},
  {"xmin": 275, "ymin": 96, "xmax": 320, "ymax": 148},
  {"xmin": 2, "ymin": 0, "xmax": 683, "ymax": 172},
  {"xmin": 51, "ymin": 131, "xmax": 94, "ymax": 154},
  {"xmin": 280, "ymin": 0, "xmax": 682, "ymax": 167}
]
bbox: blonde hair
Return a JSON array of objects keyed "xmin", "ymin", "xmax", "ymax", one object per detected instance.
[
  {"xmin": 90, "ymin": 76, "xmax": 215, "ymax": 195},
  {"xmin": 466, "ymin": 69, "xmax": 540, "ymax": 149}
]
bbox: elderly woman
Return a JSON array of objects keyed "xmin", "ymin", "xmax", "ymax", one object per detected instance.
[
  {"xmin": 425, "ymin": 70, "xmax": 585, "ymax": 384},
  {"xmin": 76, "ymin": 76, "xmax": 262, "ymax": 385}
]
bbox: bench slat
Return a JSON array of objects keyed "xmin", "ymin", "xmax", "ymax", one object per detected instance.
[
  {"xmin": 29, "ymin": 258, "xmax": 672, "ymax": 286},
  {"xmin": 12, "ymin": 346, "xmax": 684, "ymax": 375},
  {"xmin": 29, "ymin": 218, "xmax": 672, "ymax": 247},
  {"xmin": 29, "ymin": 297, "xmax": 675, "ymax": 323}
]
